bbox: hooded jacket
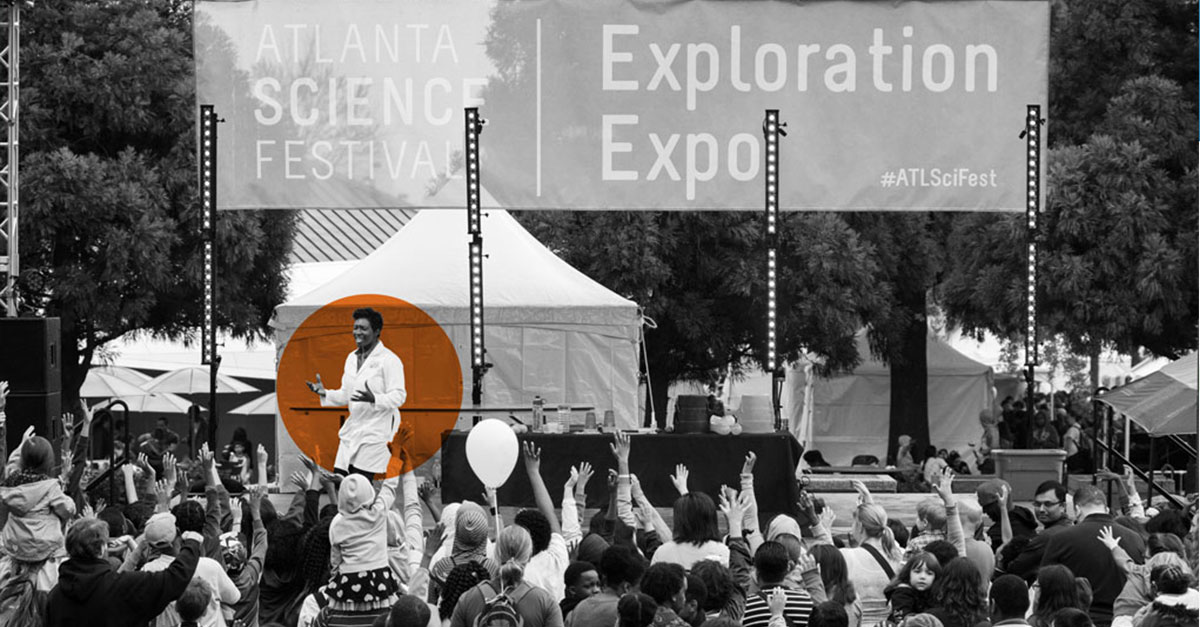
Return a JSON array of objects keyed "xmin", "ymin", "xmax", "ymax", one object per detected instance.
[
  {"xmin": 330, "ymin": 475, "xmax": 397, "ymax": 574},
  {"xmin": 1135, "ymin": 590, "xmax": 1200, "ymax": 627},
  {"xmin": 0, "ymin": 476, "xmax": 75, "ymax": 561},
  {"xmin": 45, "ymin": 537, "xmax": 201, "ymax": 627}
]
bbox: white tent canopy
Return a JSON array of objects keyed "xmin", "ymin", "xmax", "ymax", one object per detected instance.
[
  {"xmin": 789, "ymin": 329, "xmax": 996, "ymax": 466},
  {"xmin": 271, "ymin": 209, "xmax": 642, "ymax": 428},
  {"xmin": 1096, "ymin": 352, "xmax": 1197, "ymax": 436}
]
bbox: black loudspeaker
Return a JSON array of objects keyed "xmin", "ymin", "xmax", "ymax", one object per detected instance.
[
  {"xmin": 4, "ymin": 391, "xmax": 61, "ymax": 454},
  {"xmin": 0, "ymin": 317, "xmax": 62, "ymax": 393}
]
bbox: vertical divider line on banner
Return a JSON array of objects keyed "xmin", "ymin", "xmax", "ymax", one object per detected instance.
[
  {"xmin": 1022, "ymin": 104, "xmax": 1043, "ymax": 445},
  {"xmin": 763, "ymin": 110, "xmax": 785, "ymax": 432},
  {"xmin": 465, "ymin": 108, "xmax": 490, "ymax": 414},
  {"xmin": 200, "ymin": 104, "xmax": 222, "ymax": 451}
]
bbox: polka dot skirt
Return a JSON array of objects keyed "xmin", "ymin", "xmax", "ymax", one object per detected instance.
[{"xmin": 325, "ymin": 567, "xmax": 401, "ymax": 612}]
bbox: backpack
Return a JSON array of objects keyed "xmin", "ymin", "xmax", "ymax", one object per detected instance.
[
  {"xmin": 474, "ymin": 582, "xmax": 532, "ymax": 627},
  {"xmin": 0, "ymin": 572, "xmax": 46, "ymax": 627}
]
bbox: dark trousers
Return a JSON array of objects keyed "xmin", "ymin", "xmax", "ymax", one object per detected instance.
[{"xmin": 335, "ymin": 465, "xmax": 377, "ymax": 481}]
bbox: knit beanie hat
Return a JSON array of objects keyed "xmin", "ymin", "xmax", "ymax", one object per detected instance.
[
  {"xmin": 454, "ymin": 502, "xmax": 489, "ymax": 548},
  {"xmin": 337, "ymin": 474, "xmax": 375, "ymax": 514}
]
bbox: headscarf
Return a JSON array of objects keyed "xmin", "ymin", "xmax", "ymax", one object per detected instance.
[{"xmin": 766, "ymin": 514, "xmax": 804, "ymax": 542}]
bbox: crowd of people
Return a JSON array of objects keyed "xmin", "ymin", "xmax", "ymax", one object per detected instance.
[{"xmin": 0, "ymin": 382, "xmax": 1196, "ymax": 627}]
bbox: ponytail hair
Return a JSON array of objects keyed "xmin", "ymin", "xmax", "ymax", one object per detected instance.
[
  {"xmin": 495, "ymin": 525, "xmax": 533, "ymax": 593},
  {"xmin": 856, "ymin": 504, "xmax": 902, "ymax": 561}
]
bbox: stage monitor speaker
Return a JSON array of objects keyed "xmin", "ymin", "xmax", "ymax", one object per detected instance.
[
  {"xmin": 4, "ymin": 391, "xmax": 62, "ymax": 454},
  {"xmin": 0, "ymin": 317, "xmax": 62, "ymax": 393}
]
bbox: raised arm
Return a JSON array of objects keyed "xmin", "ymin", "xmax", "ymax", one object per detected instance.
[
  {"xmin": 800, "ymin": 491, "xmax": 834, "ymax": 547},
  {"xmin": 610, "ymin": 431, "xmax": 636, "ymax": 527},
  {"xmin": 998, "ymin": 484, "xmax": 1013, "ymax": 546},
  {"xmin": 562, "ymin": 463, "xmax": 593, "ymax": 547},
  {"xmin": 1098, "ymin": 526, "xmax": 1135, "ymax": 575},
  {"xmin": 418, "ymin": 477, "xmax": 444, "ymax": 522},
  {"xmin": 240, "ymin": 485, "xmax": 270, "ymax": 591},
  {"xmin": 121, "ymin": 463, "xmax": 138, "ymax": 506},
  {"xmin": 256, "ymin": 444, "xmax": 269, "ymax": 486},
  {"xmin": 934, "ymin": 469, "xmax": 966, "ymax": 557},
  {"xmin": 66, "ymin": 401, "xmax": 94, "ymax": 504},
  {"xmin": 740, "ymin": 452, "xmax": 763, "ymax": 551},
  {"xmin": 852, "ymin": 479, "xmax": 875, "ymax": 506},
  {"xmin": 630, "ymin": 474, "xmax": 672, "ymax": 541},
  {"xmin": 522, "ymin": 441, "xmax": 562, "ymax": 535}
]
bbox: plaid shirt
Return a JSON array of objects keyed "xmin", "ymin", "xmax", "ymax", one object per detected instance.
[{"xmin": 905, "ymin": 530, "xmax": 946, "ymax": 558}]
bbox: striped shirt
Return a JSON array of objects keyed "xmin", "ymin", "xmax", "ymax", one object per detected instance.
[{"xmin": 742, "ymin": 585, "xmax": 814, "ymax": 627}]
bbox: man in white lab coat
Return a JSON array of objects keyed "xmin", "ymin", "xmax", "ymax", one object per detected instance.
[{"xmin": 306, "ymin": 307, "xmax": 408, "ymax": 479}]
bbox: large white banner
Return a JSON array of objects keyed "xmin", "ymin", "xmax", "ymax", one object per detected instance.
[{"xmin": 195, "ymin": 0, "xmax": 1049, "ymax": 211}]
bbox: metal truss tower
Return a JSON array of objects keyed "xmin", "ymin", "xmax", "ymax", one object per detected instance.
[{"xmin": 0, "ymin": 2, "xmax": 19, "ymax": 317}]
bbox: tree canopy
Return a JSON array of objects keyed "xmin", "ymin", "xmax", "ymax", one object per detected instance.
[
  {"xmin": 517, "ymin": 211, "xmax": 886, "ymax": 425},
  {"xmin": 16, "ymin": 0, "xmax": 295, "ymax": 410}
]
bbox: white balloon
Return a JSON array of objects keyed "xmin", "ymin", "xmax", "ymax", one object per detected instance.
[{"xmin": 466, "ymin": 419, "xmax": 519, "ymax": 488}]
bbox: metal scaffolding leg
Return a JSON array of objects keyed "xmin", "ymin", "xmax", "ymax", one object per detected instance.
[{"xmin": 0, "ymin": 2, "xmax": 19, "ymax": 317}]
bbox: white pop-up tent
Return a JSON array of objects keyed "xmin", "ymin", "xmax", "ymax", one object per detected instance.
[
  {"xmin": 789, "ymin": 329, "xmax": 996, "ymax": 465},
  {"xmin": 271, "ymin": 209, "xmax": 642, "ymax": 428},
  {"xmin": 1096, "ymin": 352, "xmax": 1198, "ymax": 436}
]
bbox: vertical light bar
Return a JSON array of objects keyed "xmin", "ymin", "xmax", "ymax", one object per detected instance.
[
  {"xmin": 763, "ymin": 109, "xmax": 784, "ymax": 432},
  {"xmin": 1024, "ymin": 105, "xmax": 1040, "ymax": 367},
  {"xmin": 200, "ymin": 105, "xmax": 217, "ymax": 366},
  {"xmin": 465, "ymin": 108, "xmax": 487, "ymax": 406},
  {"xmin": 763, "ymin": 110, "xmax": 779, "ymax": 374},
  {"xmin": 1023, "ymin": 104, "xmax": 1041, "ymax": 432}
]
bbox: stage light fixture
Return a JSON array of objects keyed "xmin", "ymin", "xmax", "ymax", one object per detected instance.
[
  {"xmin": 763, "ymin": 109, "xmax": 789, "ymax": 431},
  {"xmin": 200, "ymin": 105, "xmax": 218, "ymax": 366},
  {"xmin": 465, "ymin": 107, "xmax": 490, "ymax": 408},
  {"xmin": 762, "ymin": 109, "xmax": 781, "ymax": 374},
  {"xmin": 1024, "ymin": 105, "xmax": 1040, "ymax": 368}
]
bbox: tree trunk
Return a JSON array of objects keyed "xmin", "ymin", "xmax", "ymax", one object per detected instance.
[
  {"xmin": 888, "ymin": 309, "xmax": 931, "ymax": 464},
  {"xmin": 59, "ymin": 312, "xmax": 87, "ymax": 426},
  {"xmin": 1089, "ymin": 348, "xmax": 1101, "ymax": 393}
]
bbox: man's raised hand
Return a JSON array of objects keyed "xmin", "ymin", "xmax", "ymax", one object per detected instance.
[
  {"xmin": 351, "ymin": 381, "xmax": 375, "ymax": 404},
  {"xmin": 306, "ymin": 374, "xmax": 326, "ymax": 397}
]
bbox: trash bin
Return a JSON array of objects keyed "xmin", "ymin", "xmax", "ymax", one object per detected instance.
[{"xmin": 992, "ymin": 449, "xmax": 1067, "ymax": 497}]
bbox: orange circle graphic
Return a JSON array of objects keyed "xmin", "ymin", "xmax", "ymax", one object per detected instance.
[{"xmin": 277, "ymin": 295, "xmax": 462, "ymax": 477}]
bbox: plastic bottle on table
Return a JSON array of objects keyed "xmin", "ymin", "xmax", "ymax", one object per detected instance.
[{"xmin": 532, "ymin": 396, "xmax": 544, "ymax": 432}]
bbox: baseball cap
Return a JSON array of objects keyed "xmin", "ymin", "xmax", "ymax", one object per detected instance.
[{"xmin": 144, "ymin": 512, "xmax": 178, "ymax": 548}]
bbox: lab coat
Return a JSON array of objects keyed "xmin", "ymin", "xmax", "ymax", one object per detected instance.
[{"xmin": 322, "ymin": 342, "xmax": 408, "ymax": 473}]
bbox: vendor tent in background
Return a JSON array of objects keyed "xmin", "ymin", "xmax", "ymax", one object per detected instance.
[
  {"xmin": 1096, "ymin": 352, "xmax": 1198, "ymax": 436},
  {"xmin": 789, "ymin": 329, "xmax": 996, "ymax": 466},
  {"xmin": 271, "ymin": 209, "xmax": 642, "ymax": 472}
]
